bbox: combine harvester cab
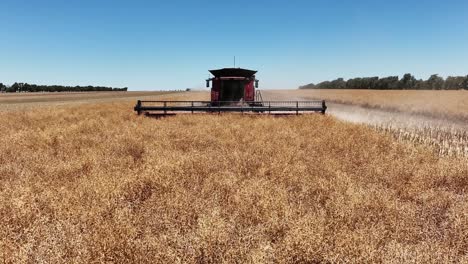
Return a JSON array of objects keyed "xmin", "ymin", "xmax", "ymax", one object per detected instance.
[
  {"xmin": 134, "ymin": 68, "xmax": 327, "ymax": 116},
  {"xmin": 208, "ymin": 68, "xmax": 259, "ymax": 106}
]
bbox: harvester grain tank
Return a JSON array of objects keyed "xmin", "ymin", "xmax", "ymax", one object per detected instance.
[{"xmin": 134, "ymin": 68, "xmax": 327, "ymax": 115}]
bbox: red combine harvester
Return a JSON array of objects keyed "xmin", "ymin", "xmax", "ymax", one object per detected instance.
[
  {"xmin": 208, "ymin": 68, "xmax": 259, "ymax": 105},
  {"xmin": 134, "ymin": 68, "xmax": 327, "ymax": 116}
]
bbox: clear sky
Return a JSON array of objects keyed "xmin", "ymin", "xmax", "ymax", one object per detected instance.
[{"xmin": 1, "ymin": 0, "xmax": 467, "ymax": 90}]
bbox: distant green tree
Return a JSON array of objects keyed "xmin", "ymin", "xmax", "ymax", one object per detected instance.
[
  {"xmin": 445, "ymin": 76, "xmax": 464, "ymax": 90},
  {"xmin": 346, "ymin": 78, "xmax": 364, "ymax": 89},
  {"xmin": 299, "ymin": 83, "xmax": 315, "ymax": 89},
  {"xmin": 1, "ymin": 82, "xmax": 128, "ymax": 93},
  {"xmin": 462, "ymin": 75, "xmax": 468, "ymax": 90},
  {"xmin": 376, "ymin": 76, "xmax": 399, "ymax": 90},
  {"xmin": 11, "ymin": 83, "xmax": 21, "ymax": 92},
  {"xmin": 400, "ymin": 73, "xmax": 417, "ymax": 89},
  {"xmin": 427, "ymin": 74, "xmax": 444, "ymax": 90},
  {"xmin": 361, "ymin": 77, "xmax": 379, "ymax": 89},
  {"xmin": 300, "ymin": 73, "xmax": 468, "ymax": 90},
  {"xmin": 331, "ymin": 78, "xmax": 346, "ymax": 89},
  {"xmin": 6, "ymin": 85, "xmax": 15, "ymax": 92}
]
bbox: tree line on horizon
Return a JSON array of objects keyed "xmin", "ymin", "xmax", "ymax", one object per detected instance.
[
  {"xmin": 300, "ymin": 74, "xmax": 468, "ymax": 90},
  {"xmin": 0, "ymin": 82, "xmax": 128, "ymax": 93}
]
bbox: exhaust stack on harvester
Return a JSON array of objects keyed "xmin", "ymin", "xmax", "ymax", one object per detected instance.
[{"xmin": 134, "ymin": 68, "xmax": 327, "ymax": 116}]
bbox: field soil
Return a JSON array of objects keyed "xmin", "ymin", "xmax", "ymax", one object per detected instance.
[{"xmin": 1, "ymin": 92, "xmax": 467, "ymax": 263}]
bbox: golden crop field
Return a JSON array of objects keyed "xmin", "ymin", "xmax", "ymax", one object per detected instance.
[
  {"xmin": 0, "ymin": 91, "xmax": 189, "ymax": 111},
  {"xmin": 264, "ymin": 90, "xmax": 468, "ymax": 158},
  {"xmin": 0, "ymin": 91, "xmax": 180, "ymax": 103},
  {"xmin": 269, "ymin": 89, "xmax": 468, "ymax": 120},
  {"xmin": 1, "ymin": 92, "xmax": 467, "ymax": 263}
]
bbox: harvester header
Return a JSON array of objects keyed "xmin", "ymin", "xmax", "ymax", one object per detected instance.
[{"xmin": 134, "ymin": 68, "xmax": 327, "ymax": 116}]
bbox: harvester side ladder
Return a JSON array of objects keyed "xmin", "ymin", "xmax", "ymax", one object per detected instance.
[{"xmin": 255, "ymin": 90, "xmax": 263, "ymax": 102}]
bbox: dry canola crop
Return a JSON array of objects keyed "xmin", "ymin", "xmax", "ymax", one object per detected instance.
[{"xmin": 1, "ymin": 95, "xmax": 467, "ymax": 263}]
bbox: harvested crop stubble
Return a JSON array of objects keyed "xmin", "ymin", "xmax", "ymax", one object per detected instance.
[
  {"xmin": 375, "ymin": 124, "xmax": 468, "ymax": 158},
  {"xmin": 272, "ymin": 89, "xmax": 468, "ymax": 121},
  {"xmin": 0, "ymin": 101, "xmax": 467, "ymax": 263}
]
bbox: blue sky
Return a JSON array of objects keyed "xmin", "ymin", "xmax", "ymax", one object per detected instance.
[{"xmin": 1, "ymin": 0, "xmax": 467, "ymax": 90}]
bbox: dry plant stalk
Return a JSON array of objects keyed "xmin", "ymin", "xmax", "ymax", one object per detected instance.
[{"xmin": 0, "ymin": 97, "xmax": 467, "ymax": 263}]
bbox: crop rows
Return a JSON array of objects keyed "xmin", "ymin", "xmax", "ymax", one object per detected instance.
[{"xmin": 373, "ymin": 124, "xmax": 468, "ymax": 158}]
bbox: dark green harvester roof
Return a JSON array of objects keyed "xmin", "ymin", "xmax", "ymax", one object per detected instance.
[{"xmin": 209, "ymin": 68, "xmax": 257, "ymax": 78}]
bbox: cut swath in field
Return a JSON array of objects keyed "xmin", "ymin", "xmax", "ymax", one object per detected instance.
[
  {"xmin": 373, "ymin": 124, "xmax": 468, "ymax": 158},
  {"xmin": 269, "ymin": 89, "xmax": 468, "ymax": 121},
  {"xmin": 266, "ymin": 90, "xmax": 468, "ymax": 159}
]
